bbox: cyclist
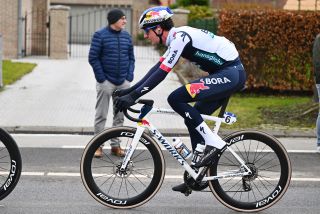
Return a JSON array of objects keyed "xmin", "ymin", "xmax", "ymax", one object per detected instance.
[{"xmin": 115, "ymin": 6, "xmax": 246, "ymax": 194}]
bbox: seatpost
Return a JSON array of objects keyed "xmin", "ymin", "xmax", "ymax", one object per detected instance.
[{"xmin": 218, "ymin": 97, "xmax": 230, "ymax": 118}]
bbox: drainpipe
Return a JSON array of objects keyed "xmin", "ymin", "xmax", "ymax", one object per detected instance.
[{"xmin": 17, "ymin": 0, "xmax": 23, "ymax": 58}]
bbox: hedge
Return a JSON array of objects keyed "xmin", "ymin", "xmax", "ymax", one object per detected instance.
[{"xmin": 218, "ymin": 10, "xmax": 320, "ymax": 92}]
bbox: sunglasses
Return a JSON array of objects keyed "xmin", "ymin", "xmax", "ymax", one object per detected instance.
[{"xmin": 143, "ymin": 26, "xmax": 157, "ymax": 34}]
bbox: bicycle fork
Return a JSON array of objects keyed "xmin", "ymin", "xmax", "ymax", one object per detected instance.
[{"xmin": 120, "ymin": 126, "xmax": 145, "ymax": 171}]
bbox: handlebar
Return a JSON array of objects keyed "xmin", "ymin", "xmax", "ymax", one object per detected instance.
[{"xmin": 123, "ymin": 99, "xmax": 154, "ymax": 123}]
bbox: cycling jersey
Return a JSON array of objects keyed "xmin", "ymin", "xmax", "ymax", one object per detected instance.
[
  {"xmin": 130, "ymin": 26, "xmax": 241, "ymax": 98},
  {"xmin": 160, "ymin": 26, "xmax": 239, "ymax": 73}
]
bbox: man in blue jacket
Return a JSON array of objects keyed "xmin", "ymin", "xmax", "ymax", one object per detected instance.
[{"xmin": 89, "ymin": 9, "xmax": 135, "ymax": 157}]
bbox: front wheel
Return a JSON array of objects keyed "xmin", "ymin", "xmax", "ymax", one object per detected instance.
[
  {"xmin": 80, "ymin": 126, "xmax": 165, "ymax": 209},
  {"xmin": 208, "ymin": 130, "xmax": 291, "ymax": 212},
  {"xmin": 0, "ymin": 128, "xmax": 22, "ymax": 201}
]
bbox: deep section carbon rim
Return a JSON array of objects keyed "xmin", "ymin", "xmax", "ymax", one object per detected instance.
[
  {"xmin": 81, "ymin": 127, "xmax": 165, "ymax": 208},
  {"xmin": 209, "ymin": 131, "xmax": 291, "ymax": 212},
  {"xmin": 0, "ymin": 128, "xmax": 22, "ymax": 200}
]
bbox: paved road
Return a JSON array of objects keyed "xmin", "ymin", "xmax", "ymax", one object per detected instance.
[
  {"xmin": 1, "ymin": 176, "xmax": 320, "ymax": 214},
  {"xmin": 0, "ymin": 134, "xmax": 318, "ymax": 213}
]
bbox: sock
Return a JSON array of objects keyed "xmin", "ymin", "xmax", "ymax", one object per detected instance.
[{"xmin": 195, "ymin": 121, "xmax": 226, "ymax": 149}]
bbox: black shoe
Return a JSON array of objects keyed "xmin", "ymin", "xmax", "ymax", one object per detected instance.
[
  {"xmin": 194, "ymin": 145, "xmax": 220, "ymax": 168},
  {"xmin": 172, "ymin": 183, "xmax": 192, "ymax": 195}
]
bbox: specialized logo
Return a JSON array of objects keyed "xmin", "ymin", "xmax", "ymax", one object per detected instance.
[
  {"xmin": 141, "ymin": 87, "xmax": 149, "ymax": 93},
  {"xmin": 167, "ymin": 50, "xmax": 178, "ymax": 64},
  {"xmin": 151, "ymin": 129, "xmax": 185, "ymax": 165},
  {"xmin": 204, "ymin": 77, "xmax": 231, "ymax": 85},
  {"xmin": 194, "ymin": 50, "xmax": 225, "ymax": 65},
  {"xmin": 185, "ymin": 112, "xmax": 192, "ymax": 119},
  {"xmin": 199, "ymin": 126, "xmax": 206, "ymax": 134},
  {"xmin": 185, "ymin": 80, "xmax": 209, "ymax": 98}
]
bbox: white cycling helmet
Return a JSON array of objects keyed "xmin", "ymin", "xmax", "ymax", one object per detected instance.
[{"xmin": 139, "ymin": 6, "xmax": 174, "ymax": 30}]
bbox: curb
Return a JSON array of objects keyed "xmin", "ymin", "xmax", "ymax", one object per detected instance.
[{"xmin": 2, "ymin": 126, "xmax": 316, "ymax": 138}]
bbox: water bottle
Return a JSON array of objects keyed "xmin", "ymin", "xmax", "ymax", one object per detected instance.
[
  {"xmin": 172, "ymin": 137, "xmax": 192, "ymax": 159},
  {"xmin": 191, "ymin": 143, "xmax": 206, "ymax": 165}
]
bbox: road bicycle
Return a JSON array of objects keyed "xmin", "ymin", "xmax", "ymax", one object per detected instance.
[
  {"xmin": 80, "ymin": 97, "xmax": 291, "ymax": 212},
  {"xmin": 0, "ymin": 128, "xmax": 22, "ymax": 200}
]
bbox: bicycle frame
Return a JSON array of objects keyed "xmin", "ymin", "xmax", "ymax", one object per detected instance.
[{"xmin": 120, "ymin": 106, "xmax": 252, "ymax": 181}]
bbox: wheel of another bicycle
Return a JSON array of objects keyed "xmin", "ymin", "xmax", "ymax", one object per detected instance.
[
  {"xmin": 80, "ymin": 126, "xmax": 165, "ymax": 209},
  {"xmin": 0, "ymin": 128, "xmax": 22, "ymax": 201},
  {"xmin": 208, "ymin": 130, "xmax": 291, "ymax": 212}
]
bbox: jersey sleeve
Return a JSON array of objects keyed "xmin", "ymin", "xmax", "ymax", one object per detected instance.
[{"xmin": 160, "ymin": 32, "xmax": 191, "ymax": 72}]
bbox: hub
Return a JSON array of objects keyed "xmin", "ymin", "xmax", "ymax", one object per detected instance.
[
  {"xmin": 243, "ymin": 163, "xmax": 258, "ymax": 182},
  {"xmin": 114, "ymin": 161, "xmax": 134, "ymax": 178}
]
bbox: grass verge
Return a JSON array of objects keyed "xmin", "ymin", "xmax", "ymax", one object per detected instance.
[
  {"xmin": 2, "ymin": 60, "xmax": 37, "ymax": 87},
  {"xmin": 209, "ymin": 94, "xmax": 315, "ymax": 130}
]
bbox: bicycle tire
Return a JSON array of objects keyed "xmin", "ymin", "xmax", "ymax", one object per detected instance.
[
  {"xmin": 0, "ymin": 128, "xmax": 22, "ymax": 201},
  {"xmin": 208, "ymin": 130, "xmax": 291, "ymax": 212},
  {"xmin": 80, "ymin": 126, "xmax": 165, "ymax": 209}
]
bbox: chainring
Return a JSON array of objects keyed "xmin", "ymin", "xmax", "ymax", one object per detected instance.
[{"xmin": 183, "ymin": 170, "xmax": 208, "ymax": 191}]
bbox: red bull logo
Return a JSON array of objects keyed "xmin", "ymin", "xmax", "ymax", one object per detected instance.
[
  {"xmin": 139, "ymin": 119, "xmax": 150, "ymax": 126},
  {"xmin": 146, "ymin": 11, "xmax": 161, "ymax": 20},
  {"xmin": 185, "ymin": 80, "xmax": 209, "ymax": 98}
]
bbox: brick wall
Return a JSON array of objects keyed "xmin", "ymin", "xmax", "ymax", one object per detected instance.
[
  {"xmin": 49, "ymin": 5, "xmax": 69, "ymax": 59},
  {"xmin": 0, "ymin": 0, "xmax": 19, "ymax": 58}
]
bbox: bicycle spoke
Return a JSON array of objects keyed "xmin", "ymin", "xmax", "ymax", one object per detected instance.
[
  {"xmin": 231, "ymin": 185, "xmax": 244, "ymax": 199},
  {"xmin": 118, "ymin": 178, "xmax": 124, "ymax": 197},
  {"xmin": 234, "ymin": 143, "xmax": 247, "ymax": 163},
  {"xmin": 0, "ymin": 161, "xmax": 9, "ymax": 164},
  {"xmin": 91, "ymin": 165, "xmax": 113, "ymax": 169},
  {"xmin": 107, "ymin": 175, "xmax": 117, "ymax": 195},
  {"xmin": 132, "ymin": 157, "xmax": 154, "ymax": 164},
  {"xmin": 258, "ymin": 163, "xmax": 280, "ymax": 172},
  {"xmin": 131, "ymin": 149, "xmax": 146, "ymax": 161},
  {"xmin": 132, "ymin": 170, "xmax": 153, "ymax": 179},
  {"xmin": 0, "ymin": 155, "xmax": 9, "ymax": 160},
  {"xmin": 251, "ymin": 180, "xmax": 263, "ymax": 198},
  {"xmin": 257, "ymin": 175, "xmax": 277, "ymax": 187},
  {"xmin": 124, "ymin": 179, "xmax": 129, "ymax": 197},
  {"xmin": 126, "ymin": 177, "xmax": 139, "ymax": 193},
  {"xmin": 252, "ymin": 144, "xmax": 268, "ymax": 163},
  {"xmin": 131, "ymin": 173, "xmax": 148, "ymax": 188},
  {"xmin": 0, "ymin": 166, "xmax": 9, "ymax": 171},
  {"xmin": 221, "ymin": 154, "xmax": 239, "ymax": 167}
]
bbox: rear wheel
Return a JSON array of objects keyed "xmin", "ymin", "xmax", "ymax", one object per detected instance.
[
  {"xmin": 208, "ymin": 131, "xmax": 291, "ymax": 212},
  {"xmin": 81, "ymin": 126, "xmax": 165, "ymax": 208},
  {"xmin": 0, "ymin": 128, "xmax": 22, "ymax": 200}
]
